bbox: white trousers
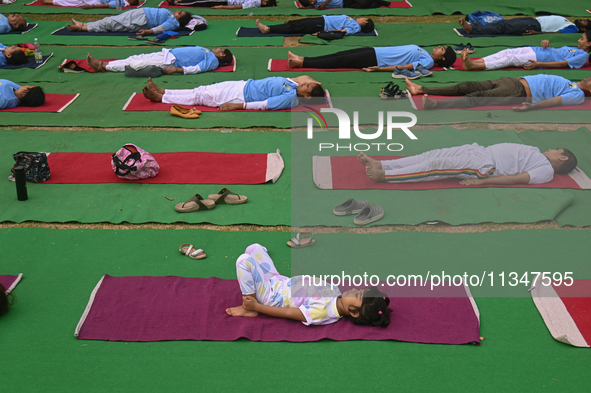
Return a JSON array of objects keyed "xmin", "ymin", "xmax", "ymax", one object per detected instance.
[
  {"xmin": 381, "ymin": 143, "xmax": 496, "ymax": 183},
  {"xmin": 162, "ymin": 80, "xmax": 247, "ymax": 107},
  {"xmin": 106, "ymin": 51, "xmax": 172, "ymax": 72},
  {"xmin": 483, "ymin": 47, "xmax": 537, "ymax": 70}
]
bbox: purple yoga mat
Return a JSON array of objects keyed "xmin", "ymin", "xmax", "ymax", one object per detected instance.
[
  {"xmin": 75, "ymin": 275, "xmax": 481, "ymax": 344},
  {"xmin": 0, "ymin": 274, "xmax": 22, "ymax": 293}
]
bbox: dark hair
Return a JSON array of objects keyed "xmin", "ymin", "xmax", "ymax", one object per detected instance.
[
  {"xmin": 310, "ymin": 84, "xmax": 325, "ymax": 98},
  {"xmin": 6, "ymin": 49, "xmax": 28, "ymax": 65},
  {"xmin": 575, "ymin": 19, "xmax": 590, "ymax": 32},
  {"xmin": 299, "ymin": 0, "xmax": 311, "ymax": 6},
  {"xmin": 556, "ymin": 148, "xmax": 577, "ymax": 174},
  {"xmin": 0, "ymin": 283, "xmax": 13, "ymax": 317},
  {"xmin": 20, "ymin": 86, "xmax": 45, "ymax": 107},
  {"xmin": 218, "ymin": 49, "xmax": 233, "ymax": 66},
  {"xmin": 348, "ymin": 287, "xmax": 392, "ymax": 327},
  {"xmin": 361, "ymin": 19, "xmax": 374, "ymax": 33},
  {"xmin": 178, "ymin": 12, "xmax": 192, "ymax": 28},
  {"xmin": 262, "ymin": 0, "xmax": 277, "ymax": 6},
  {"xmin": 13, "ymin": 15, "xmax": 27, "ymax": 31},
  {"xmin": 436, "ymin": 46, "xmax": 456, "ymax": 68}
]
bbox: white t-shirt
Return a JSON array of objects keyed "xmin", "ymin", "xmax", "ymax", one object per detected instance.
[
  {"xmin": 536, "ymin": 16, "xmax": 576, "ymax": 33},
  {"xmin": 487, "ymin": 143, "xmax": 554, "ymax": 184},
  {"xmin": 283, "ymin": 276, "xmax": 342, "ymax": 326}
]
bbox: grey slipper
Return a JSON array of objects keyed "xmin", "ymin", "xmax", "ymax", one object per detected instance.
[
  {"xmin": 354, "ymin": 205, "xmax": 384, "ymax": 225},
  {"xmin": 333, "ymin": 198, "xmax": 371, "ymax": 216}
]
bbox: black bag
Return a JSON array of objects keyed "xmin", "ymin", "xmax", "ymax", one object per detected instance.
[
  {"xmin": 11, "ymin": 152, "xmax": 51, "ymax": 183},
  {"xmin": 316, "ymin": 31, "xmax": 346, "ymax": 41}
]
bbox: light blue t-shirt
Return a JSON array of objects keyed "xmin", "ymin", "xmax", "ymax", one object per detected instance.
[
  {"xmin": 101, "ymin": 0, "xmax": 130, "ymax": 8},
  {"xmin": 143, "ymin": 8, "xmax": 180, "ymax": 31},
  {"xmin": 0, "ymin": 43, "xmax": 7, "ymax": 67},
  {"xmin": 323, "ymin": 15, "xmax": 360, "ymax": 35},
  {"xmin": 0, "ymin": 14, "xmax": 12, "ymax": 34},
  {"xmin": 374, "ymin": 45, "xmax": 434, "ymax": 69},
  {"xmin": 536, "ymin": 16, "xmax": 577, "ymax": 33},
  {"xmin": 228, "ymin": 0, "xmax": 261, "ymax": 8},
  {"xmin": 243, "ymin": 77, "xmax": 299, "ymax": 110},
  {"xmin": 170, "ymin": 46, "xmax": 219, "ymax": 73},
  {"xmin": 531, "ymin": 46, "xmax": 589, "ymax": 69},
  {"xmin": 315, "ymin": 0, "xmax": 343, "ymax": 8},
  {"xmin": 522, "ymin": 74, "xmax": 585, "ymax": 105},
  {"xmin": 0, "ymin": 79, "xmax": 20, "ymax": 109}
]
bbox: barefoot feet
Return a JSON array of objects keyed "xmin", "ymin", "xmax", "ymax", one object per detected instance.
[
  {"xmin": 147, "ymin": 77, "xmax": 165, "ymax": 94},
  {"xmin": 458, "ymin": 18, "xmax": 472, "ymax": 34},
  {"xmin": 256, "ymin": 19, "xmax": 270, "ymax": 34},
  {"xmin": 287, "ymin": 51, "xmax": 304, "ymax": 68},
  {"xmin": 405, "ymin": 77, "xmax": 423, "ymax": 95},
  {"xmin": 67, "ymin": 19, "xmax": 86, "ymax": 32},
  {"xmin": 86, "ymin": 54, "xmax": 105, "ymax": 72},
  {"xmin": 366, "ymin": 166, "xmax": 386, "ymax": 182},
  {"xmin": 422, "ymin": 94, "xmax": 437, "ymax": 109},
  {"xmin": 358, "ymin": 152, "xmax": 382, "ymax": 169},
  {"xmin": 143, "ymin": 86, "xmax": 163, "ymax": 102},
  {"xmin": 226, "ymin": 306, "xmax": 259, "ymax": 317}
]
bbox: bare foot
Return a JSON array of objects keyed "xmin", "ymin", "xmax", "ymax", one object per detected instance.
[
  {"xmin": 226, "ymin": 306, "xmax": 258, "ymax": 317},
  {"xmin": 147, "ymin": 77, "xmax": 165, "ymax": 95},
  {"xmin": 287, "ymin": 51, "xmax": 304, "ymax": 68},
  {"xmin": 366, "ymin": 166, "xmax": 386, "ymax": 182},
  {"xmin": 459, "ymin": 18, "xmax": 472, "ymax": 34},
  {"xmin": 86, "ymin": 54, "xmax": 105, "ymax": 72},
  {"xmin": 67, "ymin": 19, "xmax": 86, "ymax": 32},
  {"xmin": 422, "ymin": 94, "xmax": 437, "ymax": 109},
  {"xmin": 143, "ymin": 86, "xmax": 163, "ymax": 102},
  {"xmin": 357, "ymin": 152, "xmax": 382, "ymax": 169},
  {"xmin": 405, "ymin": 77, "xmax": 423, "ymax": 95},
  {"xmin": 256, "ymin": 19, "xmax": 270, "ymax": 34}
]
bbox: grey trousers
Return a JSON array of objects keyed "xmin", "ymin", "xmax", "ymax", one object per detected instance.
[
  {"xmin": 87, "ymin": 9, "xmax": 148, "ymax": 33},
  {"xmin": 422, "ymin": 77, "xmax": 527, "ymax": 108}
]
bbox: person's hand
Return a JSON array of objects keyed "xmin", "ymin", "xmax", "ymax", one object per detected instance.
[
  {"xmin": 513, "ymin": 102, "xmax": 534, "ymax": 112},
  {"xmin": 218, "ymin": 103, "xmax": 243, "ymax": 111},
  {"xmin": 137, "ymin": 30, "xmax": 149, "ymax": 36},
  {"xmin": 242, "ymin": 296, "xmax": 259, "ymax": 311},
  {"xmin": 363, "ymin": 66, "xmax": 381, "ymax": 72},
  {"xmin": 522, "ymin": 30, "xmax": 539, "ymax": 35},
  {"xmin": 459, "ymin": 178, "xmax": 484, "ymax": 186},
  {"xmin": 523, "ymin": 60, "xmax": 539, "ymax": 70},
  {"xmin": 317, "ymin": 1, "xmax": 326, "ymax": 9},
  {"xmin": 81, "ymin": 4, "xmax": 94, "ymax": 8},
  {"xmin": 162, "ymin": 68, "xmax": 177, "ymax": 75},
  {"xmin": 541, "ymin": 40, "xmax": 550, "ymax": 48}
]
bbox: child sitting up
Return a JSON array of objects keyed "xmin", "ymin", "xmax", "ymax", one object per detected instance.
[
  {"xmin": 0, "ymin": 79, "xmax": 45, "ymax": 109},
  {"xmin": 226, "ymin": 243, "xmax": 392, "ymax": 327}
]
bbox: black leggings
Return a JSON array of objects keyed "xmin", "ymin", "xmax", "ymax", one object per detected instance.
[
  {"xmin": 302, "ymin": 47, "xmax": 377, "ymax": 69},
  {"xmin": 269, "ymin": 17, "xmax": 325, "ymax": 35},
  {"xmin": 343, "ymin": 0, "xmax": 389, "ymax": 8},
  {"xmin": 174, "ymin": 0, "xmax": 227, "ymax": 6}
]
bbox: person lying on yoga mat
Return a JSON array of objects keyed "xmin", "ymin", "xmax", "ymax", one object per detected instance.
[
  {"xmin": 40, "ymin": 0, "xmax": 138, "ymax": 9},
  {"xmin": 0, "ymin": 283, "xmax": 13, "ymax": 317},
  {"xmin": 459, "ymin": 15, "xmax": 583, "ymax": 36},
  {"xmin": 142, "ymin": 75, "xmax": 324, "ymax": 111},
  {"xmin": 166, "ymin": 0, "xmax": 275, "ymax": 9},
  {"xmin": 405, "ymin": 74, "xmax": 591, "ymax": 110},
  {"xmin": 226, "ymin": 243, "xmax": 392, "ymax": 327},
  {"xmin": 461, "ymin": 32, "xmax": 591, "ymax": 71},
  {"xmin": 0, "ymin": 44, "xmax": 29, "ymax": 67},
  {"xmin": 255, "ymin": 16, "xmax": 374, "ymax": 36},
  {"xmin": 0, "ymin": 14, "xmax": 27, "ymax": 34},
  {"xmin": 86, "ymin": 46, "xmax": 232, "ymax": 74},
  {"xmin": 66, "ymin": 8, "xmax": 193, "ymax": 36},
  {"xmin": 298, "ymin": 0, "xmax": 388, "ymax": 10},
  {"xmin": 0, "ymin": 79, "xmax": 45, "ymax": 109},
  {"xmin": 358, "ymin": 144, "xmax": 578, "ymax": 185},
  {"xmin": 287, "ymin": 45, "xmax": 456, "ymax": 74}
]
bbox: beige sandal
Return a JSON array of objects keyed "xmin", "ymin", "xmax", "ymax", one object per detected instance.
[
  {"xmin": 175, "ymin": 194, "xmax": 216, "ymax": 213},
  {"xmin": 171, "ymin": 105, "xmax": 201, "ymax": 119},
  {"xmin": 207, "ymin": 188, "xmax": 248, "ymax": 205},
  {"xmin": 179, "ymin": 243, "xmax": 206, "ymax": 259}
]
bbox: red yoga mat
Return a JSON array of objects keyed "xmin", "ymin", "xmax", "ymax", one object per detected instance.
[
  {"xmin": 294, "ymin": 0, "xmax": 411, "ymax": 8},
  {"xmin": 268, "ymin": 58, "xmax": 362, "ymax": 72},
  {"xmin": 1, "ymin": 94, "xmax": 79, "ymax": 113},
  {"xmin": 59, "ymin": 57, "xmax": 237, "ymax": 73},
  {"xmin": 44, "ymin": 150, "xmax": 284, "ymax": 184},
  {"xmin": 75, "ymin": 275, "xmax": 480, "ymax": 344},
  {"xmin": 408, "ymin": 93, "xmax": 591, "ymax": 111},
  {"xmin": 532, "ymin": 279, "xmax": 591, "ymax": 348},
  {"xmin": 25, "ymin": 0, "xmax": 145, "ymax": 8},
  {"xmin": 313, "ymin": 155, "xmax": 591, "ymax": 190},
  {"xmin": 123, "ymin": 89, "xmax": 332, "ymax": 112},
  {"xmin": 0, "ymin": 274, "xmax": 22, "ymax": 294},
  {"xmin": 431, "ymin": 58, "xmax": 591, "ymax": 72}
]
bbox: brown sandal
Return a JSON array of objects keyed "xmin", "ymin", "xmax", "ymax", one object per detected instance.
[
  {"xmin": 175, "ymin": 194, "xmax": 215, "ymax": 213},
  {"xmin": 207, "ymin": 188, "xmax": 248, "ymax": 205}
]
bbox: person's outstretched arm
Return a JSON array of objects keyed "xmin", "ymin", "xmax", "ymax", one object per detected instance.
[
  {"xmin": 364, "ymin": 63, "xmax": 414, "ymax": 72},
  {"xmin": 213, "ymin": 4, "xmax": 243, "ymax": 8},
  {"xmin": 513, "ymin": 96, "xmax": 563, "ymax": 111},
  {"xmin": 524, "ymin": 60, "xmax": 569, "ymax": 69},
  {"xmin": 242, "ymin": 296, "xmax": 307, "ymax": 321},
  {"xmin": 460, "ymin": 173, "xmax": 531, "ymax": 186}
]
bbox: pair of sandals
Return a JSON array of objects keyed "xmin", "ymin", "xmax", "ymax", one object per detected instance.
[
  {"xmin": 380, "ymin": 82, "xmax": 408, "ymax": 100},
  {"xmin": 171, "ymin": 105, "xmax": 201, "ymax": 119},
  {"xmin": 175, "ymin": 188, "xmax": 247, "ymax": 212}
]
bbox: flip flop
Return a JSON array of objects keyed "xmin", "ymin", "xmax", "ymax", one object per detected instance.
[
  {"xmin": 354, "ymin": 205, "xmax": 384, "ymax": 225},
  {"xmin": 287, "ymin": 233, "xmax": 315, "ymax": 248},
  {"xmin": 179, "ymin": 243, "xmax": 206, "ymax": 259},
  {"xmin": 333, "ymin": 198, "xmax": 370, "ymax": 216},
  {"xmin": 207, "ymin": 188, "xmax": 248, "ymax": 205},
  {"xmin": 175, "ymin": 194, "xmax": 216, "ymax": 213}
]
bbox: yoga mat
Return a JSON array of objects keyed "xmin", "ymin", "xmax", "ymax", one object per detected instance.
[
  {"xmin": 532, "ymin": 279, "xmax": 591, "ymax": 348},
  {"xmin": 1, "ymin": 93, "xmax": 79, "ymax": 113},
  {"xmin": 25, "ymin": 0, "xmax": 145, "ymax": 8},
  {"xmin": 0, "ymin": 273, "xmax": 22, "ymax": 294},
  {"xmin": 294, "ymin": 0, "xmax": 411, "ymax": 8},
  {"xmin": 122, "ymin": 89, "xmax": 333, "ymax": 112},
  {"xmin": 433, "ymin": 58, "xmax": 591, "ymax": 72},
  {"xmin": 1, "ymin": 53, "xmax": 52, "ymax": 69},
  {"xmin": 236, "ymin": 26, "xmax": 377, "ymax": 37},
  {"xmin": 268, "ymin": 58, "xmax": 361, "ymax": 71},
  {"xmin": 51, "ymin": 27, "xmax": 194, "ymax": 37},
  {"xmin": 75, "ymin": 274, "xmax": 480, "ymax": 344},
  {"xmin": 409, "ymin": 93, "xmax": 591, "ymax": 111},
  {"xmin": 4, "ymin": 23, "xmax": 36, "ymax": 34},
  {"xmin": 59, "ymin": 56, "xmax": 236, "ymax": 73},
  {"xmin": 45, "ymin": 150, "xmax": 284, "ymax": 184},
  {"xmin": 312, "ymin": 155, "xmax": 591, "ymax": 190}
]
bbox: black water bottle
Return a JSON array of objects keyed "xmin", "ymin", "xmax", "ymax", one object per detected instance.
[{"xmin": 13, "ymin": 166, "xmax": 28, "ymax": 201}]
